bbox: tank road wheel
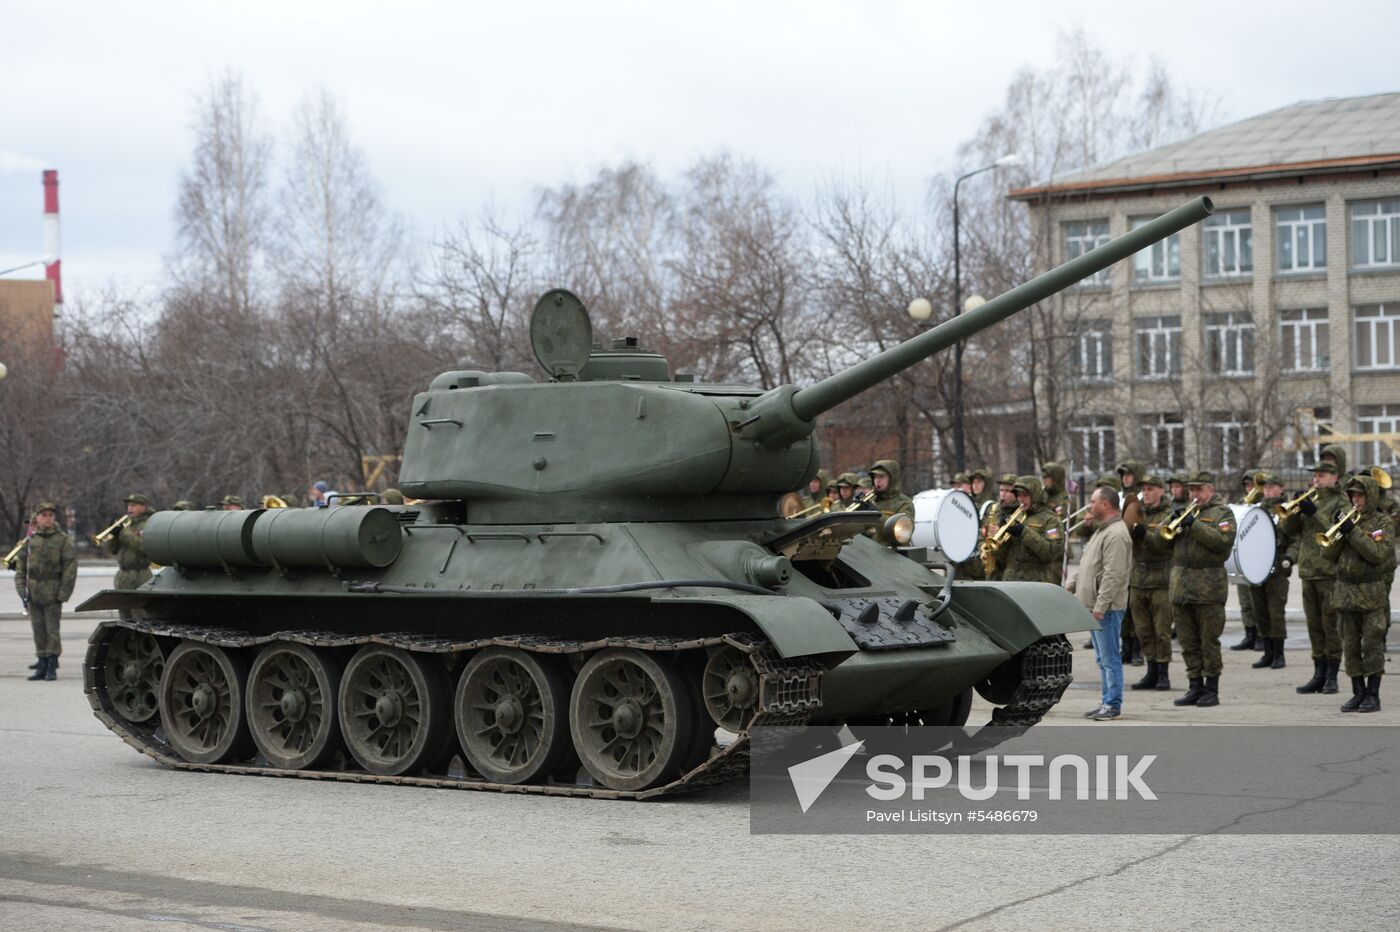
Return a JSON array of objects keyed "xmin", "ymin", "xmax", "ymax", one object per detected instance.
[
  {"xmin": 103, "ymin": 627, "xmax": 165, "ymax": 724},
  {"xmin": 702, "ymin": 645, "xmax": 760, "ymax": 733},
  {"xmin": 454, "ymin": 648, "xmax": 572, "ymax": 785},
  {"xmin": 339, "ymin": 646, "xmax": 451, "ymax": 777},
  {"xmin": 570, "ymin": 648, "xmax": 694, "ymax": 792},
  {"xmin": 158, "ymin": 641, "xmax": 254, "ymax": 765},
  {"xmin": 247, "ymin": 643, "xmax": 343, "ymax": 771}
]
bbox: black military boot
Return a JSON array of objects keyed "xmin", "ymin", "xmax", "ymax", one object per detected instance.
[
  {"xmin": 1155, "ymin": 662, "xmax": 1172, "ymax": 690},
  {"xmin": 26, "ymin": 656, "xmax": 49, "ymax": 682},
  {"xmin": 1322, "ymin": 659, "xmax": 1340, "ymax": 694},
  {"xmin": 1131, "ymin": 637, "xmax": 1144, "ymax": 667},
  {"xmin": 1174, "ymin": 677, "xmax": 1203, "ymax": 706},
  {"xmin": 1197, "ymin": 675, "xmax": 1220, "ymax": 707},
  {"xmin": 1296, "ymin": 660, "xmax": 1325, "ymax": 693},
  {"xmin": 1358, "ymin": 675, "xmax": 1382, "ymax": 713},
  {"xmin": 44, "ymin": 656, "xmax": 57, "ymax": 681},
  {"xmin": 1252, "ymin": 638, "xmax": 1274, "ymax": 669},
  {"xmin": 1340, "ymin": 677, "xmax": 1366, "ymax": 713},
  {"xmin": 1270, "ymin": 638, "xmax": 1286, "ymax": 669},
  {"xmin": 28, "ymin": 657, "xmax": 42, "ymax": 670},
  {"xmin": 1230, "ymin": 628, "xmax": 1257, "ymax": 651},
  {"xmin": 1130, "ymin": 661, "xmax": 1159, "ymax": 690}
]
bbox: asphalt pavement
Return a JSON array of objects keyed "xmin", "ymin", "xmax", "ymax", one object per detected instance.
[{"xmin": 2, "ymin": 605, "xmax": 1398, "ymax": 930}]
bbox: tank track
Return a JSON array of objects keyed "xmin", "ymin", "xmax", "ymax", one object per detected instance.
[
  {"xmin": 84, "ymin": 620, "xmax": 824, "ymax": 800},
  {"xmin": 84, "ymin": 621, "xmax": 1073, "ymax": 798}
]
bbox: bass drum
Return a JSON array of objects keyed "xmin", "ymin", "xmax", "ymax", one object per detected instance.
[
  {"xmin": 1224, "ymin": 503, "xmax": 1276, "ymax": 585},
  {"xmin": 910, "ymin": 489, "xmax": 979, "ymax": 563}
]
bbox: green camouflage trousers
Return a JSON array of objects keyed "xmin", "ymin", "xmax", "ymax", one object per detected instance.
[
  {"xmin": 1301, "ymin": 577, "xmax": 1341, "ymax": 661},
  {"xmin": 1338, "ymin": 609, "xmax": 1388, "ymax": 677},
  {"xmin": 1173, "ymin": 601, "xmax": 1226, "ymax": 678},
  {"xmin": 1130, "ymin": 586, "xmax": 1172, "ymax": 663},
  {"xmin": 29, "ymin": 601, "xmax": 61, "ymax": 656},
  {"xmin": 1248, "ymin": 574, "xmax": 1289, "ymax": 640},
  {"xmin": 1237, "ymin": 583, "xmax": 1255, "ymax": 629}
]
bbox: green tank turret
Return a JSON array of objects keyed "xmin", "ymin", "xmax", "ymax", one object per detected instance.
[{"xmin": 80, "ymin": 197, "xmax": 1213, "ymax": 797}]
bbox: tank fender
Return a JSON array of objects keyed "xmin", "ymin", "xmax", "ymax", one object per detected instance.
[
  {"xmin": 661, "ymin": 593, "xmax": 857, "ymax": 660},
  {"xmin": 948, "ymin": 581, "xmax": 1095, "ymax": 654}
]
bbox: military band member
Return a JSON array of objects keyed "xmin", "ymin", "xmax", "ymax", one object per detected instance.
[
  {"xmin": 1279, "ymin": 462, "xmax": 1345, "ymax": 695},
  {"xmin": 834, "ymin": 473, "xmax": 860, "ymax": 509},
  {"xmin": 172, "ymin": 500, "xmax": 197, "ymax": 511},
  {"xmin": 1321, "ymin": 474, "xmax": 1394, "ymax": 712},
  {"xmin": 952, "ymin": 472, "xmax": 972, "ymax": 495},
  {"xmin": 799, "ymin": 470, "xmax": 832, "ymax": 510},
  {"xmin": 971, "ymin": 474, "xmax": 1019, "ymax": 582},
  {"xmin": 1128, "ymin": 475, "xmax": 1174, "ymax": 691},
  {"xmin": 1247, "ymin": 472, "xmax": 1297, "ymax": 672},
  {"xmin": 1116, "ymin": 460, "xmax": 1147, "ymax": 497},
  {"xmin": 1041, "ymin": 462, "xmax": 1069, "ymax": 521},
  {"xmin": 1230, "ymin": 471, "xmax": 1261, "ymax": 651},
  {"xmin": 999, "ymin": 476, "xmax": 1065, "ymax": 583},
  {"xmin": 867, "ymin": 460, "xmax": 914, "ymax": 546},
  {"xmin": 1168, "ymin": 472, "xmax": 1190, "ymax": 507},
  {"xmin": 15, "ymin": 503, "xmax": 77, "ymax": 682},
  {"xmin": 220, "ymin": 495, "xmax": 245, "ymax": 511},
  {"xmin": 968, "ymin": 468, "xmax": 993, "ymax": 515},
  {"xmin": 108, "ymin": 494, "xmax": 156, "ymax": 623},
  {"xmin": 1168, "ymin": 472, "xmax": 1235, "ymax": 708}
]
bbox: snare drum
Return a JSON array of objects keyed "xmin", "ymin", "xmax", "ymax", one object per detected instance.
[
  {"xmin": 910, "ymin": 489, "xmax": 979, "ymax": 563},
  {"xmin": 1224, "ymin": 503, "xmax": 1276, "ymax": 585}
]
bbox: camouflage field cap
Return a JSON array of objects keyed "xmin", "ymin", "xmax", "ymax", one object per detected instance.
[
  {"xmin": 123, "ymin": 493, "xmax": 150, "ymax": 505},
  {"xmin": 1138, "ymin": 474, "xmax": 1165, "ymax": 489},
  {"xmin": 952, "ymin": 471, "xmax": 970, "ymax": 485},
  {"xmin": 382, "ymin": 488, "xmax": 405, "ymax": 505},
  {"xmin": 998, "ymin": 472, "xmax": 1018, "ymax": 487},
  {"xmin": 1310, "ymin": 461, "xmax": 1340, "ymax": 475},
  {"xmin": 1011, "ymin": 475, "xmax": 1037, "ymax": 495},
  {"xmin": 1256, "ymin": 470, "xmax": 1284, "ymax": 487},
  {"xmin": 836, "ymin": 472, "xmax": 859, "ymax": 487},
  {"xmin": 869, "ymin": 463, "xmax": 892, "ymax": 477},
  {"xmin": 1186, "ymin": 470, "xmax": 1217, "ymax": 487},
  {"xmin": 221, "ymin": 495, "xmax": 245, "ymax": 507},
  {"xmin": 1093, "ymin": 474, "xmax": 1122, "ymax": 492},
  {"xmin": 1168, "ymin": 472, "xmax": 1190, "ymax": 486},
  {"xmin": 34, "ymin": 501, "xmax": 57, "ymax": 514},
  {"xmin": 172, "ymin": 501, "xmax": 197, "ymax": 511},
  {"xmin": 968, "ymin": 467, "xmax": 989, "ymax": 481},
  {"xmin": 858, "ymin": 476, "xmax": 874, "ymax": 489}
]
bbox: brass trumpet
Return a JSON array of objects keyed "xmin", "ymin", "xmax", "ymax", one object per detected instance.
[
  {"xmin": 790, "ymin": 496, "xmax": 834, "ymax": 519},
  {"xmin": 92, "ymin": 514, "xmax": 131, "ymax": 546},
  {"xmin": 1275, "ymin": 487, "xmax": 1319, "ymax": 519},
  {"xmin": 843, "ymin": 489, "xmax": 877, "ymax": 512},
  {"xmin": 1158, "ymin": 501, "xmax": 1200, "ymax": 541},
  {"xmin": 1316, "ymin": 507, "xmax": 1361, "ymax": 548},
  {"xmin": 980, "ymin": 505, "xmax": 1027, "ymax": 576},
  {"xmin": 3, "ymin": 538, "xmax": 26, "ymax": 570}
]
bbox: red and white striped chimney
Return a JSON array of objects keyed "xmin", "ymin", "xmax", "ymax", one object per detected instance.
[{"xmin": 42, "ymin": 169, "xmax": 61, "ymax": 308}]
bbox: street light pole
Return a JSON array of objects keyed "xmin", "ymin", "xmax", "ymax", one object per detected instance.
[{"xmin": 951, "ymin": 153, "xmax": 1019, "ymax": 474}]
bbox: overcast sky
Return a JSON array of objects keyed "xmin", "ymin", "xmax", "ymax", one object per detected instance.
[{"xmin": 1, "ymin": 0, "xmax": 1396, "ymax": 298}]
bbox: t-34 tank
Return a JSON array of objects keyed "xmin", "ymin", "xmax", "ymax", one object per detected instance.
[{"xmin": 80, "ymin": 197, "xmax": 1213, "ymax": 798}]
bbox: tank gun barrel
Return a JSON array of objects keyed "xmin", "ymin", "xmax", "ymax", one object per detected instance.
[{"xmin": 785, "ymin": 196, "xmax": 1213, "ymax": 426}]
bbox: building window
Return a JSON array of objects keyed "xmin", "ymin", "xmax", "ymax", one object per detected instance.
[
  {"xmin": 1352, "ymin": 199, "xmax": 1400, "ymax": 269},
  {"xmin": 1207, "ymin": 412, "xmax": 1250, "ymax": 475},
  {"xmin": 1354, "ymin": 304, "xmax": 1400, "ymax": 371},
  {"xmin": 1135, "ymin": 316, "xmax": 1181, "ymax": 380},
  {"xmin": 1290, "ymin": 406, "xmax": 1332, "ymax": 469},
  {"xmin": 1068, "ymin": 416, "xmax": 1116, "ymax": 475},
  {"xmin": 1203, "ymin": 208, "xmax": 1253, "ymax": 278},
  {"xmin": 1065, "ymin": 220, "xmax": 1111, "ymax": 285},
  {"xmin": 1279, "ymin": 308, "xmax": 1330, "ymax": 373},
  {"xmin": 1141, "ymin": 413, "xmax": 1186, "ymax": 471},
  {"xmin": 1357, "ymin": 405, "xmax": 1400, "ymax": 468},
  {"xmin": 1131, "ymin": 215, "xmax": 1180, "ymax": 282},
  {"xmin": 1204, "ymin": 312, "xmax": 1255, "ymax": 376},
  {"xmin": 1276, "ymin": 205, "xmax": 1326, "ymax": 273},
  {"xmin": 1070, "ymin": 319, "xmax": 1113, "ymax": 381}
]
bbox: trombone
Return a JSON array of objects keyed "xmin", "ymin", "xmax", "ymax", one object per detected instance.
[
  {"xmin": 3, "ymin": 538, "xmax": 26, "ymax": 570},
  {"xmin": 790, "ymin": 496, "xmax": 834, "ymax": 519},
  {"xmin": 92, "ymin": 514, "xmax": 131, "ymax": 547},
  {"xmin": 1158, "ymin": 501, "xmax": 1200, "ymax": 541},
  {"xmin": 1065, "ymin": 502, "xmax": 1092, "ymax": 535},
  {"xmin": 980, "ymin": 505, "xmax": 1027, "ymax": 576},
  {"xmin": 1317, "ymin": 507, "xmax": 1361, "ymax": 548}
]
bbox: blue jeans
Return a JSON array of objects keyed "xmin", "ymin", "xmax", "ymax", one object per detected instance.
[{"xmin": 1089, "ymin": 609, "xmax": 1125, "ymax": 710}]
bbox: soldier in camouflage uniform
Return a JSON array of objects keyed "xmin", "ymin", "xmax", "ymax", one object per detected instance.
[
  {"xmin": 1168, "ymin": 472, "xmax": 1236, "ymax": 708},
  {"xmin": 1279, "ymin": 462, "xmax": 1345, "ymax": 694},
  {"xmin": 220, "ymin": 495, "xmax": 245, "ymax": 510},
  {"xmin": 16, "ymin": 503, "xmax": 78, "ymax": 681},
  {"xmin": 1247, "ymin": 472, "xmax": 1298, "ymax": 672},
  {"xmin": 1168, "ymin": 472, "xmax": 1190, "ymax": 508},
  {"xmin": 868, "ymin": 460, "xmax": 914, "ymax": 546},
  {"xmin": 998, "ymin": 476, "xmax": 1065, "ymax": 583},
  {"xmin": 968, "ymin": 468, "xmax": 993, "ymax": 515},
  {"xmin": 107, "ymin": 494, "xmax": 156, "ymax": 620},
  {"xmin": 964, "ymin": 474, "xmax": 1018, "ymax": 581},
  {"xmin": 1321, "ymin": 474, "xmax": 1395, "ymax": 712},
  {"xmin": 799, "ymin": 470, "xmax": 832, "ymax": 510},
  {"xmin": 833, "ymin": 473, "xmax": 860, "ymax": 510},
  {"xmin": 1319, "ymin": 442, "xmax": 1348, "ymax": 476},
  {"xmin": 1230, "ymin": 471, "xmax": 1262, "ymax": 652},
  {"xmin": 951, "ymin": 472, "xmax": 972, "ymax": 495},
  {"xmin": 1128, "ymin": 475, "xmax": 1174, "ymax": 691},
  {"xmin": 172, "ymin": 500, "xmax": 197, "ymax": 511},
  {"xmin": 1041, "ymin": 462, "xmax": 1069, "ymax": 522}
]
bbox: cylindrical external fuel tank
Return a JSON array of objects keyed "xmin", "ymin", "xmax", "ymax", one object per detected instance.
[
  {"xmin": 250, "ymin": 506, "xmax": 403, "ymax": 569},
  {"xmin": 144, "ymin": 510, "xmax": 264, "ymax": 568}
]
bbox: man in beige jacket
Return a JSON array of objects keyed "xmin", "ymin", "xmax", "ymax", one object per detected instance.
[{"xmin": 1068, "ymin": 486, "xmax": 1133, "ymax": 720}]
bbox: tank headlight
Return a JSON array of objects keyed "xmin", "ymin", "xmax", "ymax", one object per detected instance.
[{"xmin": 885, "ymin": 514, "xmax": 914, "ymax": 545}]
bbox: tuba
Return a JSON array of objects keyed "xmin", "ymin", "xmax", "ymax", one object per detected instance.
[
  {"xmin": 261, "ymin": 494, "xmax": 289, "ymax": 509},
  {"xmin": 92, "ymin": 515, "xmax": 131, "ymax": 546}
]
